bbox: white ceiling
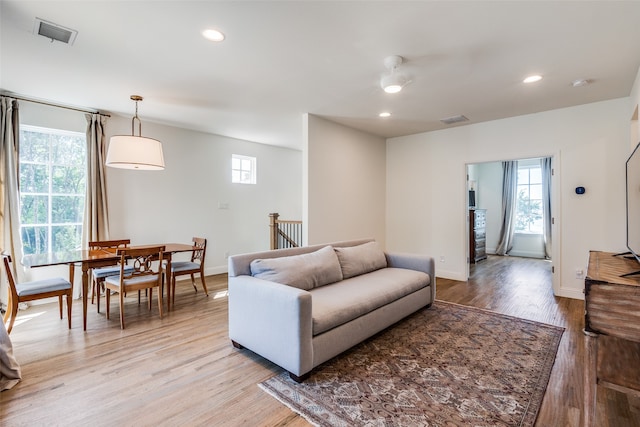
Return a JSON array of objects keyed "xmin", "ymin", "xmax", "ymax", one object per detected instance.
[{"xmin": 2, "ymin": 1, "xmax": 640, "ymax": 150}]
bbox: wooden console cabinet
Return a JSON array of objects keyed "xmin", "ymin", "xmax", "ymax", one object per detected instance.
[
  {"xmin": 583, "ymin": 251, "xmax": 640, "ymax": 426},
  {"xmin": 469, "ymin": 209, "xmax": 487, "ymax": 263}
]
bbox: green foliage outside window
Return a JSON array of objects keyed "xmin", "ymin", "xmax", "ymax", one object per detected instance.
[
  {"xmin": 19, "ymin": 126, "xmax": 86, "ymax": 255},
  {"xmin": 515, "ymin": 189, "xmax": 542, "ymax": 232},
  {"xmin": 515, "ymin": 164, "xmax": 543, "ymax": 234}
]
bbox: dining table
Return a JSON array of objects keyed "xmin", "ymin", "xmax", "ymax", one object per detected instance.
[{"xmin": 22, "ymin": 243, "xmax": 197, "ymax": 330}]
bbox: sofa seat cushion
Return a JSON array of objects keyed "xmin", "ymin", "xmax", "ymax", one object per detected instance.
[
  {"xmin": 250, "ymin": 246, "xmax": 343, "ymax": 291},
  {"xmin": 310, "ymin": 267, "xmax": 430, "ymax": 335}
]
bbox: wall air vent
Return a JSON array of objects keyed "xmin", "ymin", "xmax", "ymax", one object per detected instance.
[
  {"xmin": 440, "ymin": 115, "xmax": 469, "ymax": 125},
  {"xmin": 33, "ymin": 18, "xmax": 77, "ymax": 45}
]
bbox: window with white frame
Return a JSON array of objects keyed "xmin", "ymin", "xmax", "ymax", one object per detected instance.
[
  {"xmin": 232, "ymin": 154, "xmax": 256, "ymax": 184},
  {"xmin": 19, "ymin": 125, "xmax": 86, "ymax": 254},
  {"xmin": 515, "ymin": 160, "xmax": 543, "ymax": 234}
]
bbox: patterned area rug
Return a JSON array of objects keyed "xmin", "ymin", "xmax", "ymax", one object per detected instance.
[{"xmin": 259, "ymin": 301, "xmax": 564, "ymax": 427}]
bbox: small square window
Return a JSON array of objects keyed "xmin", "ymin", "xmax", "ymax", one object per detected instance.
[{"xmin": 231, "ymin": 154, "xmax": 256, "ymax": 184}]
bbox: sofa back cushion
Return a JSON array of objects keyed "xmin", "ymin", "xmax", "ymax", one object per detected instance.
[
  {"xmin": 334, "ymin": 241, "xmax": 387, "ymax": 279},
  {"xmin": 250, "ymin": 245, "xmax": 343, "ymax": 290}
]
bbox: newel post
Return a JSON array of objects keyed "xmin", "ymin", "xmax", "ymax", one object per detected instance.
[{"xmin": 269, "ymin": 213, "xmax": 279, "ymax": 250}]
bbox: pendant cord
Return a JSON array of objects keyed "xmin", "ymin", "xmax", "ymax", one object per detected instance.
[{"xmin": 130, "ymin": 99, "xmax": 143, "ymax": 136}]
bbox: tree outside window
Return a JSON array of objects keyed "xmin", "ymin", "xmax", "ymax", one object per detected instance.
[
  {"xmin": 19, "ymin": 126, "xmax": 86, "ymax": 254},
  {"xmin": 515, "ymin": 164, "xmax": 543, "ymax": 234}
]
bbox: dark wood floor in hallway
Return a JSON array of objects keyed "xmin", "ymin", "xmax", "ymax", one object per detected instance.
[{"xmin": 1, "ymin": 256, "xmax": 639, "ymax": 426}]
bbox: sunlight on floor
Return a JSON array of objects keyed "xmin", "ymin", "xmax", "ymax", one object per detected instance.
[
  {"xmin": 214, "ymin": 290, "xmax": 228, "ymax": 299},
  {"xmin": 12, "ymin": 309, "xmax": 47, "ymax": 328}
]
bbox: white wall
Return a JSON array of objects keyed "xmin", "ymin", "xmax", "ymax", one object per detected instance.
[
  {"xmin": 106, "ymin": 114, "xmax": 302, "ymax": 273},
  {"xmin": 7, "ymin": 102, "xmax": 301, "ymax": 304},
  {"xmin": 304, "ymin": 114, "xmax": 386, "ymax": 246},
  {"xmin": 631, "ymin": 67, "xmax": 640, "ymax": 148},
  {"xmin": 20, "ymin": 101, "xmax": 87, "ymax": 132},
  {"xmin": 387, "ymin": 98, "xmax": 629, "ymax": 299}
]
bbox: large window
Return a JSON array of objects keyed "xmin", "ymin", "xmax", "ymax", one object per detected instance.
[
  {"xmin": 19, "ymin": 125, "xmax": 86, "ymax": 254},
  {"xmin": 515, "ymin": 161, "xmax": 543, "ymax": 234},
  {"xmin": 231, "ymin": 154, "xmax": 256, "ymax": 184}
]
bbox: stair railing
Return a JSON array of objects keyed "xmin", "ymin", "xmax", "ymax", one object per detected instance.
[{"xmin": 269, "ymin": 213, "xmax": 303, "ymax": 250}]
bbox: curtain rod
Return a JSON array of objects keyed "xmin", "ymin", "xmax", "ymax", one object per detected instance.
[{"xmin": 2, "ymin": 93, "xmax": 111, "ymax": 117}]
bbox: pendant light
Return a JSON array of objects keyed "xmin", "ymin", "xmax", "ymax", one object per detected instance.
[{"xmin": 106, "ymin": 95, "xmax": 165, "ymax": 170}]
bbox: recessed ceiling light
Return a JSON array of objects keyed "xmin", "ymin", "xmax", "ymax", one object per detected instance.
[
  {"xmin": 379, "ymin": 112, "xmax": 391, "ymax": 118},
  {"xmin": 523, "ymin": 75, "xmax": 543, "ymax": 84},
  {"xmin": 202, "ymin": 29, "xmax": 225, "ymax": 42}
]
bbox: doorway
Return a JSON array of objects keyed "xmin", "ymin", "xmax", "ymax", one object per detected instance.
[{"xmin": 466, "ymin": 155, "xmax": 560, "ymax": 294}]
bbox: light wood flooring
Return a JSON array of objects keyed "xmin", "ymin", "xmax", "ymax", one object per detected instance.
[{"xmin": 1, "ymin": 256, "xmax": 639, "ymax": 426}]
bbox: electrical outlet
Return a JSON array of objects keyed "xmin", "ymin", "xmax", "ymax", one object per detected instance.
[
  {"xmin": 575, "ymin": 269, "xmax": 584, "ymax": 279},
  {"xmin": 439, "ymin": 256, "xmax": 445, "ymax": 263},
  {"xmin": 224, "ymin": 251, "xmax": 230, "ymax": 259}
]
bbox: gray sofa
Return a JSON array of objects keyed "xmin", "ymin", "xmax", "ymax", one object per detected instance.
[{"xmin": 227, "ymin": 238, "xmax": 435, "ymax": 381}]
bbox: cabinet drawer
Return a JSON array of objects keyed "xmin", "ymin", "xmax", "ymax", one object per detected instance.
[
  {"xmin": 469, "ymin": 209, "xmax": 487, "ymax": 263},
  {"xmin": 473, "ymin": 210, "xmax": 486, "ymax": 222}
]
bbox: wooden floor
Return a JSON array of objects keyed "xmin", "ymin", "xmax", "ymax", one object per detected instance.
[{"xmin": 1, "ymin": 256, "xmax": 639, "ymax": 426}]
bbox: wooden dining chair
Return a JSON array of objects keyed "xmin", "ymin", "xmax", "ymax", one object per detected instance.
[
  {"xmin": 164, "ymin": 237, "xmax": 208, "ymax": 307},
  {"xmin": 2, "ymin": 254, "xmax": 72, "ymax": 334},
  {"xmin": 89, "ymin": 239, "xmax": 134, "ymax": 313},
  {"xmin": 104, "ymin": 246, "xmax": 165, "ymax": 329}
]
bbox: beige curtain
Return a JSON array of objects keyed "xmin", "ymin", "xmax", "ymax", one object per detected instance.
[
  {"xmin": 83, "ymin": 113, "xmax": 110, "ymax": 246},
  {"xmin": 0, "ymin": 96, "xmax": 25, "ymax": 291},
  {"xmin": 0, "ymin": 98, "xmax": 21, "ymax": 389},
  {"xmin": 541, "ymin": 157, "xmax": 553, "ymax": 259}
]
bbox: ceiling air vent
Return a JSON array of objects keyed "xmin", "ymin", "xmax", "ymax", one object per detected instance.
[
  {"xmin": 33, "ymin": 18, "xmax": 78, "ymax": 45},
  {"xmin": 440, "ymin": 115, "xmax": 469, "ymax": 125}
]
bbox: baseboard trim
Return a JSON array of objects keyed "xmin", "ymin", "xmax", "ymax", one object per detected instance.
[
  {"xmin": 506, "ymin": 250, "xmax": 546, "ymax": 259},
  {"xmin": 554, "ymin": 287, "xmax": 584, "ymax": 300},
  {"xmin": 204, "ymin": 265, "xmax": 228, "ymax": 277},
  {"xmin": 435, "ymin": 270, "xmax": 467, "ymax": 282}
]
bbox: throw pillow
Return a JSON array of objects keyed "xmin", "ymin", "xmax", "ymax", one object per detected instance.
[
  {"xmin": 250, "ymin": 246, "xmax": 343, "ymax": 290},
  {"xmin": 334, "ymin": 241, "xmax": 387, "ymax": 279}
]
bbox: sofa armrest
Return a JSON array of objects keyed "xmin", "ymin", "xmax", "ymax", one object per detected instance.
[
  {"xmin": 385, "ymin": 252, "xmax": 436, "ymax": 302},
  {"xmin": 228, "ymin": 275, "xmax": 314, "ymax": 376}
]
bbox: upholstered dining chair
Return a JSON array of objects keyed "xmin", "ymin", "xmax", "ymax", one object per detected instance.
[
  {"xmin": 2, "ymin": 254, "xmax": 72, "ymax": 334},
  {"xmin": 89, "ymin": 239, "xmax": 133, "ymax": 313},
  {"xmin": 104, "ymin": 246, "xmax": 165, "ymax": 329},
  {"xmin": 164, "ymin": 237, "xmax": 208, "ymax": 307}
]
